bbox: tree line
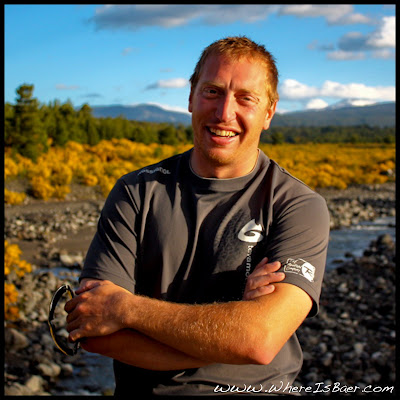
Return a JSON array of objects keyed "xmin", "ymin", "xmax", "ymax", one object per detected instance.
[
  {"xmin": 5, "ymin": 84, "xmax": 193, "ymax": 161},
  {"xmin": 4, "ymin": 84, "xmax": 395, "ymax": 161},
  {"xmin": 263, "ymin": 125, "xmax": 395, "ymax": 145}
]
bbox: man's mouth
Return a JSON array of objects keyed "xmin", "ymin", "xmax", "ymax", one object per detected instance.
[{"xmin": 208, "ymin": 127, "xmax": 238, "ymax": 137}]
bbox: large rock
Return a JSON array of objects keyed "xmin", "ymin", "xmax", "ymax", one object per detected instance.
[{"xmin": 5, "ymin": 328, "xmax": 30, "ymax": 351}]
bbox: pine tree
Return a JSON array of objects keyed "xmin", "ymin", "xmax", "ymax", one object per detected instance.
[{"xmin": 11, "ymin": 84, "xmax": 48, "ymax": 161}]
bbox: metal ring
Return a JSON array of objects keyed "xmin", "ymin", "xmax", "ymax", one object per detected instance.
[{"xmin": 48, "ymin": 284, "xmax": 80, "ymax": 356}]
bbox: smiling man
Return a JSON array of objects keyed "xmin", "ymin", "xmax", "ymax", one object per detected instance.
[
  {"xmin": 189, "ymin": 50, "xmax": 277, "ymax": 178},
  {"xmin": 65, "ymin": 36, "xmax": 330, "ymax": 396}
]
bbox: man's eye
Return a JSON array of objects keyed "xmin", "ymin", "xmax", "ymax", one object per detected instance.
[
  {"xmin": 203, "ymin": 88, "xmax": 218, "ymax": 96},
  {"xmin": 239, "ymin": 96, "xmax": 256, "ymax": 104}
]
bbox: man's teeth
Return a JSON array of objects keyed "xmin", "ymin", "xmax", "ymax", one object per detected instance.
[{"xmin": 209, "ymin": 128, "xmax": 237, "ymax": 137}]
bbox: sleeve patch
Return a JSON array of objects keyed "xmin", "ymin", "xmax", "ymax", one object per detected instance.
[{"xmin": 283, "ymin": 258, "xmax": 316, "ymax": 282}]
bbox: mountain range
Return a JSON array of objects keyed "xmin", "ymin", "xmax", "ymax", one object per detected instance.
[{"xmin": 91, "ymin": 101, "xmax": 395, "ymax": 128}]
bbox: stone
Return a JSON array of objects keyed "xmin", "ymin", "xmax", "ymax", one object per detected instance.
[
  {"xmin": 353, "ymin": 342, "xmax": 365, "ymax": 356},
  {"xmin": 25, "ymin": 375, "xmax": 46, "ymax": 393},
  {"xmin": 37, "ymin": 362, "xmax": 61, "ymax": 378},
  {"xmin": 61, "ymin": 363, "xmax": 74, "ymax": 377},
  {"xmin": 5, "ymin": 382, "xmax": 32, "ymax": 396},
  {"xmin": 5, "ymin": 328, "xmax": 30, "ymax": 350}
]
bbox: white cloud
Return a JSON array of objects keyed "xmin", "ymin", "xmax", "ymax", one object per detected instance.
[
  {"xmin": 324, "ymin": 16, "xmax": 396, "ymax": 60},
  {"xmin": 147, "ymin": 102, "xmax": 190, "ymax": 114},
  {"xmin": 279, "ymin": 79, "xmax": 395, "ymax": 102},
  {"xmin": 278, "ymin": 4, "xmax": 373, "ymax": 25},
  {"xmin": 279, "ymin": 79, "xmax": 319, "ymax": 99},
  {"xmin": 91, "ymin": 4, "xmax": 375, "ymax": 31},
  {"xmin": 348, "ymin": 99, "xmax": 379, "ymax": 107},
  {"xmin": 371, "ymin": 49, "xmax": 395, "ymax": 59},
  {"xmin": 366, "ymin": 16, "xmax": 395, "ymax": 48},
  {"xmin": 327, "ymin": 50, "xmax": 366, "ymax": 61},
  {"xmin": 337, "ymin": 16, "xmax": 396, "ymax": 51},
  {"xmin": 145, "ymin": 78, "xmax": 189, "ymax": 90},
  {"xmin": 306, "ymin": 98, "xmax": 329, "ymax": 110},
  {"xmin": 320, "ymin": 80, "xmax": 395, "ymax": 101},
  {"xmin": 91, "ymin": 5, "xmax": 277, "ymax": 30}
]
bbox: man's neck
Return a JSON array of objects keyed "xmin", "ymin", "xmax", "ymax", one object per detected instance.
[{"xmin": 190, "ymin": 150, "xmax": 260, "ymax": 179}]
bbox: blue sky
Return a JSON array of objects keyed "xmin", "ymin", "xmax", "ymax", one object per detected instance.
[{"xmin": 4, "ymin": 4, "xmax": 396, "ymax": 114}]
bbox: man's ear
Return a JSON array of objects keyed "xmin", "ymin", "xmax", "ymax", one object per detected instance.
[
  {"xmin": 188, "ymin": 89, "xmax": 194, "ymax": 113},
  {"xmin": 263, "ymin": 101, "xmax": 277, "ymax": 130}
]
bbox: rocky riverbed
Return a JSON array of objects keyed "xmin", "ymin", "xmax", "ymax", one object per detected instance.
[
  {"xmin": 295, "ymin": 233, "xmax": 396, "ymax": 395},
  {"xmin": 4, "ymin": 182, "xmax": 396, "ymax": 395}
]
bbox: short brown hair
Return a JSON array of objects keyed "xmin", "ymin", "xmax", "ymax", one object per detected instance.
[{"xmin": 189, "ymin": 36, "xmax": 279, "ymax": 106}]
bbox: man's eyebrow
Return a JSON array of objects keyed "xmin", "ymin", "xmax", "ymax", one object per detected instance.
[
  {"xmin": 200, "ymin": 81, "xmax": 262, "ymax": 96},
  {"xmin": 200, "ymin": 81, "xmax": 224, "ymax": 88}
]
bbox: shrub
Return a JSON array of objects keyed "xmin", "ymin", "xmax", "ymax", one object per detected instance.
[
  {"xmin": 4, "ymin": 188, "xmax": 26, "ymax": 205},
  {"xmin": 4, "ymin": 241, "xmax": 32, "ymax": 321}
]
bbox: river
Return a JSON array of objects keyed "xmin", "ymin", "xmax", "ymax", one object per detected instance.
[{"xmin": 326, "ymin": 216, "xmax": 396, "ymax": 269}]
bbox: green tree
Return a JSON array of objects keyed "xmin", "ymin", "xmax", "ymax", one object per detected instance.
[
  {"xmin": 270, "ymin": 130, "xmax": 285, "ymax": 145},
  {"xmin": 4, "ymin": 102, "xmax": 15, "ymax": 147},
  {"xmin": 184, "ymin": 125, "xmax": 194, "ymax": 143},
  {"xmin": 159, "ymin": 125, "xmax": 179, "ymax": 145},
  {"xmin": 10, "ymin": 84, "xmax": 48, "ymax": 161},
  {"xmin": 78, "ymin": 104, "xmax": 99, "ymax": 145},
  {"xmin": 41, "ymin": 102, "xmax": 60, "ymax": 146}
]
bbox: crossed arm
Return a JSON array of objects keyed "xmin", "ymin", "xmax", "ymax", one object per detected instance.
[{"xmin": 65, "ymin": 258, "xmax": 312, "ymax": 370}]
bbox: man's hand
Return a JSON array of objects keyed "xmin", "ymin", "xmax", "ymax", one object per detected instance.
[
  {"xmin": 243, "ymin": 257, "xmax": 285, "ymax": 301},
  {"xmin": 65, "ymin": 280, "xmax": 131, "ymax": 342}
]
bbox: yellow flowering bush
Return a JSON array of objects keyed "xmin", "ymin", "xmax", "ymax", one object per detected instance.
[
  {"xmin": 100, "ymin": 175, "xmax": 117, "ymax": 197},
  {"xmin": 4, "ymin": 156, "xmax": 19, "ymax": 180},
  {"xmin": 4, "ymin": 188, "xmax": 26, "ymax": 205},
  {"xmin": 4, "ymin": 282, "xmax": 19, "ymax": 321},
  {"xmin": 3, "ymin": 141, "xmax": 395, "ymax": 203},
  {"xmin": 30, "ymin": 176, "xmax": 55, "ymax": 200},
  {"xmin": 83, "ymin": 174, "xmax": 99, "ymax": 187},
  {"xmin": 260, "ymin": 143, "xmax": 395, "ymax": 190},
  {"xmin": 4, "ymin": 241, "xmax": 32, "ymax": 321}
]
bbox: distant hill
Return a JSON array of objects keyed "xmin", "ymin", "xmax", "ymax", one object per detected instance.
[
  {"xmin": 271, "ymin": 102, "xmax": 395, "ymax": 128},
  {"xmin": 91, "ymin": 101, "xmax": 395, "ymax": 128},
  {"xmin": 91, "ymin": 104, "xmax": 192, "ymax": 125}
]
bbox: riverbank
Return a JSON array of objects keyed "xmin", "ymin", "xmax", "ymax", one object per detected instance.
[
  {"xmin": 4, "ymin": 182, "xmax": 396, "ymax": 395},
  {"xmin": 295, "ymin": 233, "xmax": 396, "ymax": 394}
]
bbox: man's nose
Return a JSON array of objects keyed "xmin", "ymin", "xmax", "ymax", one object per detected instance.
[{"xmin": 215, "ymin": 94, "xmax": 236, "ymax": 122}]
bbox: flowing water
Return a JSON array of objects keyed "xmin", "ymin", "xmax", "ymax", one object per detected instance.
[{"xmin": 326, "ymin": 216, "xmax": 395, "ymax": 270}]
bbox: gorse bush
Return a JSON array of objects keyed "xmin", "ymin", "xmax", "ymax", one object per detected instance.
[
  {"xmin": 4, "ymin": 241, "xmax": 32, "ymax": 321},
  {"xmin": 261, "ymin": 143, "xmax": 395, "ymax": 190},
  {"xmin": 4, "ymin": 140, "xmax": 395, "ymax": 204}
]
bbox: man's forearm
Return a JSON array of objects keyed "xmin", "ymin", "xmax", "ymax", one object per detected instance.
[
  {"xmin": 81, "ymin": 329, "xmax": 210, "ymax": 371},
  {"xmin": 124, "ymin": 294, "xmax": 273, "ymax": 365},
  {"xmin": 67, "ymin": 280, "xmax": 311, "ymax": 367}
]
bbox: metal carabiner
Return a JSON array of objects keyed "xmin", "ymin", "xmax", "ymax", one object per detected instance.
[{"xmin": 48, "ymin": 284, "xmax": 80, "ymax": 356}]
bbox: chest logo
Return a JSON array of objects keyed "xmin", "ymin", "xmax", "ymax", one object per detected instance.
[{"xmin": 238, "ymin": 219, "xmax": 264, "ymax": 243}]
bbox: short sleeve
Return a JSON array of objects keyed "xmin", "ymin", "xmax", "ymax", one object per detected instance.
[
  {"xmin": 80, "ymin": 177, "xmax": 140, "ymax": 293},
  {"xmin": 265, "ymin": 192, "xmax": 330, "ymax": 317}
]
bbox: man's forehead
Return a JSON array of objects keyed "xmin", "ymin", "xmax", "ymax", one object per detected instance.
[{"xmin": 198, "ymin": 54, "xmax": 269, "ymax": 92}]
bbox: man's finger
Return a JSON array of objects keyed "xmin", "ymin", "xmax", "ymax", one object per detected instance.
[
  {"xmin": 243, "ymin": 285, "xmax": 276, "ymax": 300},
  {"xmin": 249, "ymin": 261, "xmax": 281, "ymax": 278},
  {"xmin": 75, "ymin": 280, "xmax": 103, "ymax": 295},
  {"xmin": 246, "ymin": 272, "xmax": 285, "ymax": 291}
]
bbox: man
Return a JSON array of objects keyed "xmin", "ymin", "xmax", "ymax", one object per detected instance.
[{"xmin": 65, "ymin": 36, "xmax": 330, "ymax": 396}]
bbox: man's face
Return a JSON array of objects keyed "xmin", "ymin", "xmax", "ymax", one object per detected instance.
[{"xmin": 189, "ymin": 54, "xmax": 276, "ymax": 178}]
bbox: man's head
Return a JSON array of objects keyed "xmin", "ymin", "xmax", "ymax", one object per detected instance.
[
  {"xmin": 189, "ymin": 36, "xmax": 279, "ymax": 108},
  {"xmin": 188, "ymin": 36, "xmax": 279, "ymax": 179}
]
